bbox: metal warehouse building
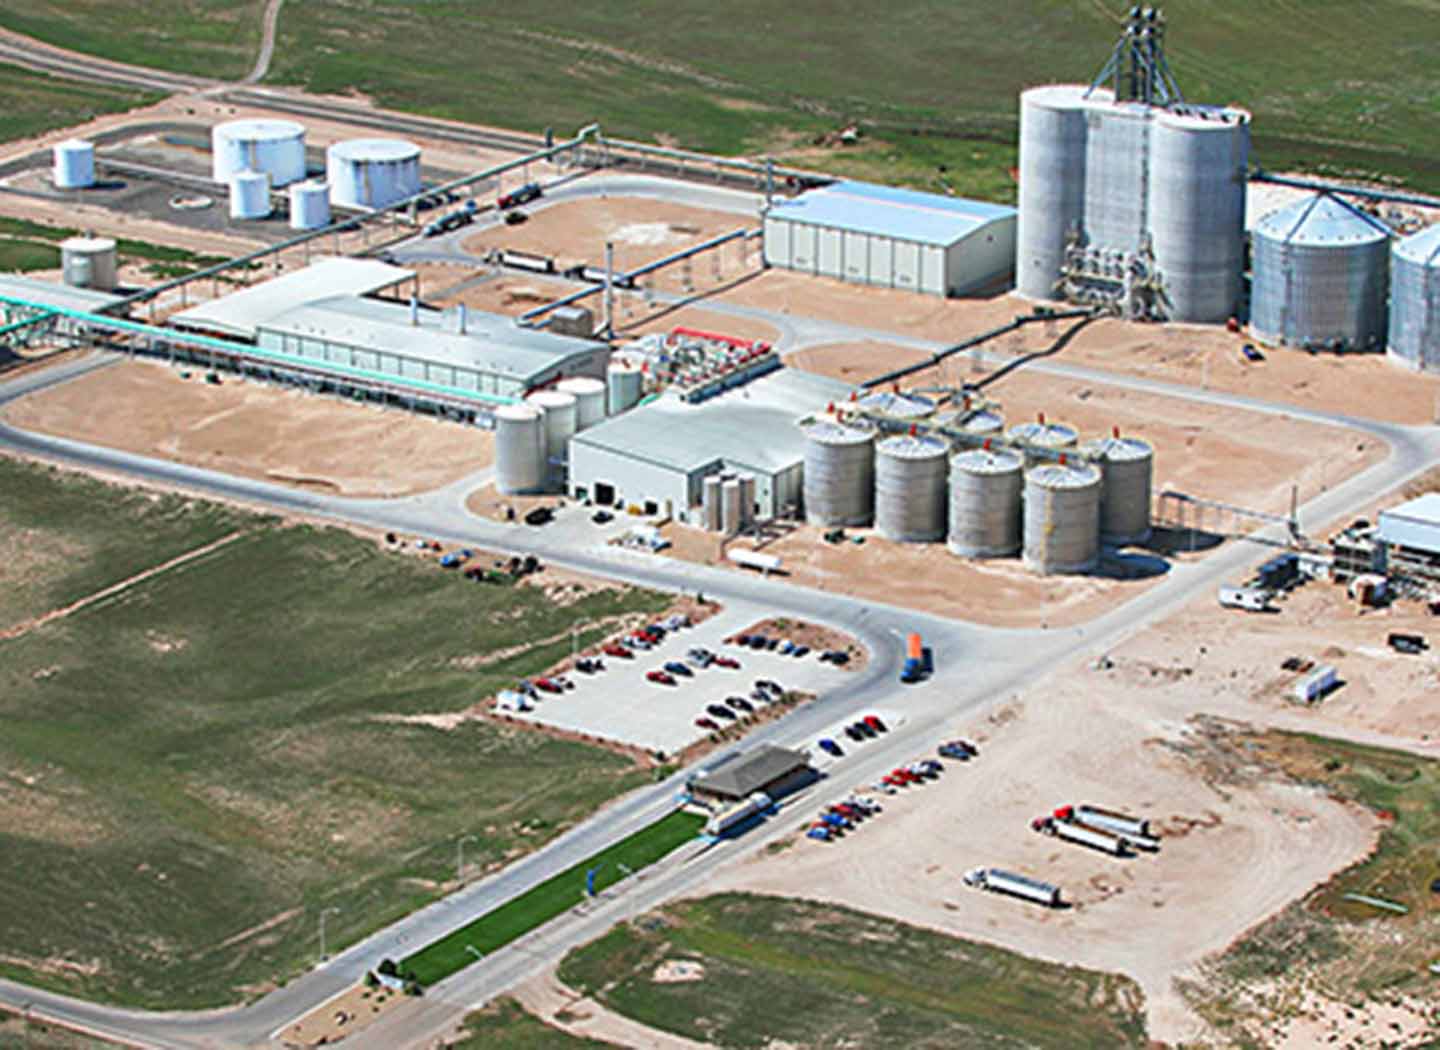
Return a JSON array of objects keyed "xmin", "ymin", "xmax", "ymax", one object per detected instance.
[
  {"xmin": 687, "ymin": 745, "xmax": 815, "ymax": 804},
  {"xmin": 568, "ymin": 368, "xmax": 851, "ymax": 520},
  {"xmin": 762, "ymin": 181, "xmax": 1016, "ymax": 297}
]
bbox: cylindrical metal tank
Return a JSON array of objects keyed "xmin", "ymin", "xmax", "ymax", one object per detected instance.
[
  {"xmin": 1081, "ymin": 100, "xmax": 1152, "ymax": 255},
  {"xmin": 556, "ymin": 376, "xmax": 607, "ymax": 430},
  {"xmin": 955, "ymin": 407, "xmax": 1004, "ymax": 436},
  {"xmin": 721, "ymin": 478, "xmax": 743, "ymax": 534},
  {"xmin": 1023, "ymin": 462, "xmax": 1102, "ymax": 575},
  {"xmin": 1251, "ymin": 193, "xmax": 1392, "ymax": 351},
  {"xmin": 947, "ymin": 448, "xmax": 1024, "ymax": 558},
  {"xmin": 228, "ymin": 170, "xmax": 272, "ymax": 220},
  {"xmin": 802, "ymin": 418, "xmax": 876, "ymax": 527},
  {"xmin": 52, "ymin": 139, "xmax": 95, "ymax": 190},
  {"xmin": 494, "ymin": 404, "xmax": 546, "ymax": 495},
  {"xmin": 525, "ymin": 390, "xmax": 578, "ymax": 464},
  {"xmin": 1016, "ymin": 85, "xmax": 1102, "ymax": 300},
  {"xmin": 288, "ymin": 179, "xmax": 331, "ymax": 230},
  {"xmin": 1006, "ymin": 420, "xmax": 1078, "ymax": 461},
  {"xmin": 606, "ymin": 360, "xmax": 644, "ymax": 415},
  {"xmin": 1387, "ymin": 224, "xmax": 1440, "ymax": 373},
  {"xmin": 1147, "ymin": 107, "xmax": 1250, "ymax": 323},
  {"xmin": 326, "ymin": 138, "xmax": 422, "ymax": 210},
  {"xmin": 874, "ymin": 434, "xmax": 950, "ymax": 542},
  {"xmin": 211, "ymin": 119, "xmax": 306, "ymax": 186},
  {"xmin": 856, "ymin": 390, "xmax": 934, "ymax": 430},
  {"xmin": 702, "ymin": 475, "xmax": 722, "ymax": 532},
  {"xmin": 1084, "ymin": 435, "xmax": 1154, "ymax": 545},
  {"xmin": 739, "ymin": 474, "xmax": 757, "ymax": 526},
  {"xmin": 60, "ymin": 236, "xmax": 117, "ymax": 291}
]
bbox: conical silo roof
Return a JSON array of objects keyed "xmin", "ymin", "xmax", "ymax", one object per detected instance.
[{"xmin": 1253, "ymin": 192, "xmax": 1392, "ymax": 247}]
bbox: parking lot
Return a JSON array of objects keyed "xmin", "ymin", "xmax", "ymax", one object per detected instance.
[{"xmin": 505, "ymin": 604, "xmax": 851, "ymax": 754}]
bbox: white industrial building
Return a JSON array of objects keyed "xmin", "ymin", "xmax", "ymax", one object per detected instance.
[
  {"xmin": 762, "ymin": 181, "xmax": 1016, "ymax": 297},
  {"xmin": 569, "ymin": 368, "xmax": 851, "ymax": 519}
]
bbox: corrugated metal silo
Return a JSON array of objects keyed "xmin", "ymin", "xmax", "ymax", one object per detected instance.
[
  {"xmin": 526, "ymin": 390, "xmax": 578, "ymax": 465},
  {"xmin": 557, "ymin": 376, "xmax": 607, "ymax": 430},
  {"xmin": 1251, "ymin": 193, "xmax": 1392, "ymax": 351},
  {"xmin": 802, "ymin": 418, "xmax": 876, "ymax": 526},
  {"xmin": 606, "ymin": 361, "xmax": 643, "ymax": 415},
  {"xmin": 721, "ymin": 477, "xmax": 743, "ymax": 534},
  {"xmin": 494, "ymin": 405, "xmax": 547, "ymax": 494},
  {"xmin": 947, "ymin": 448, "xmax": 1023, "ymax": 558},
  {"xmin": 1085, "ymin": 435, "xmax": 1154, "ymax": 544},
  {"xmin": 1147, "ymin": 107, "xmax": 1250, "ymax": 323},
  {"xmin": 1023, "ymin": 462, "xmax": 1102, "ymax": 575},
  {"xmin": 1388, "ymin": 225, "xmax": 1440, "ymax": 373},
  {"xmin": 1016, "ymin": 85, "xmax": 1102, "ymax": 300},
  {"xmin": 702, "ymin": 475, "xmax": 723, "ymax": 531},
  {"xmin": 1081, "ymin": 100, "xmax": 1151, "ymax": 254},
  {"xmin": 874, "ymin": 434, "xmax": 950, "ymax": 542}
]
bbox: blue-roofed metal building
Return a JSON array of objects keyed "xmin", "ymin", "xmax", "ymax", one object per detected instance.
[{"xmin": 762, "ymin": 181, "xmax": 1016, "ymax": 297}]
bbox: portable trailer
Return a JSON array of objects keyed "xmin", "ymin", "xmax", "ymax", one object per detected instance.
[
  {"xmin": 1033, "ymin": 816, "xmax": 1129, "ymax": 857},
  {"xmin": 964, "ymin": 867, "xmax": 1061, "ymax": 907},
  {"xmin": 1072, "ymin": 804, "xmax": 1151, "ymax": 840}
]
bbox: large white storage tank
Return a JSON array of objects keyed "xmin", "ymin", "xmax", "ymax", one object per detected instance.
[
  {"xmin": 494, "ymin": 405, "xmax": 547, "ymax": 495},
  {"xmin": 229, "ymin": 170, "xmax": 272, "ymax": 220},
  {"xmin": 1081, "ymin": 99, "xmax": 1151, "ymax": 254},
  {"xmin": 1147, "ymin": 107, "xmax": 1250, "ymax": 323},
  {"xmin": 327, "ymin": 139, "xmax": 422, "ymax": 209},
  {"xmin": 874, "ymin": 434, "xmax": 949, "ymax": 542},
  {"xmin": 1250, "ymin": 193, "xmax": 1391, "ymax": 351},
  {"xmin": 948, "ymin": 448, "xmax": 1023, "ymax": 558},
  {"xmin": 211, "ymin": 119, "xmax": 306, "ymax": 187},
  {"xmin": 1023, "ymin": 462, "xmax": 1102, "ymax": 575},
  {"xmin": 526, "ymin": 390, "xmax": 578, "ymax": 465},
  {"xmin": 606, "ymin": 360, "xmax": 644, "ymax": 415},
  {"xmin": 1387, "ymin": 225, "xmax": 1440, "ymax": 373},
  {"xmin": 60, "ymin": 236, "xmax": 118, "ymax": 291},
  {"xmin": 802, "ymin": 418, "xmax": 876, "ymax": 527},
  {"xmin": 1084, "ymin": 435, "xmax": 1154, "ymax": 545},
  {"xmin": 288, "ymin": 180, "xmax": 331, "ymax": 230},
  {"xmin": 52, "ymin": 139, "xmax": 95, "ymax": 190},
  {"xmin": 1016, "ymin": 84, "xmax": 1100, "ymax": 300},
  {"xmin": 557, "ymin": 376, "xmax": 607, "ymax": 430}
]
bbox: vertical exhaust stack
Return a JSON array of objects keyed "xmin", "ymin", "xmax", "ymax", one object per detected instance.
[
  {"xmin": 603, "ymin": 241, "xmax": 615, "ymax": 339},
  {"xmin": 458, "ymin": 303, "xmax": 468, "ymax": 335},
  {"xmin": 409, "ymin": 295, "xmax": 419, "ymax": 326}
]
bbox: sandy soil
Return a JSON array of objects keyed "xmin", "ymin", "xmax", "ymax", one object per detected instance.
[
  {"xmin": 712, "ymin": 273, "xmax": 1440, "ymax": 425},
  {"xmin": 790, "ymin": 340, "xmax": 1388, "ymax": 521},
  {"xmin": 280, "ymin": 981, "xmax": 406, "ymax": 1049},
  {"xmin": 1234, "ymin": 981, "xmax": 1436, "ymax": 1049},
  {"xmin": 1, "ymin": 357, "xmax": 492, "ymax": 497},
  {"xmin": 512, "ymin": 973, "xmax": 718, "ymax": 1050},
  {"xmin": 463, "ymin": 197, "xmax": 756, "ymax": 275}
]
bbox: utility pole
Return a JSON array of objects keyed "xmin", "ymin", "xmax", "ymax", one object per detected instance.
[
  {"xmin": 318, "ymin": 907, "xmax": 340, "ymax": 961},
  {"xmin": 456, "ymin": 834, "xmax": 478, "ymax": 880}
]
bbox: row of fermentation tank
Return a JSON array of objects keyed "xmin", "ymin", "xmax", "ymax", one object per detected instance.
[
  {"xmin": 802, "ymin": 396, "xmax": 1153, "ymax": 576},
  {"xmin": 495, "ymin": 361, "xmax": 645, "ymax": 494},
  {"xmin": 50, "ymin": 121, "xmax": 423, "ymax": 226}
]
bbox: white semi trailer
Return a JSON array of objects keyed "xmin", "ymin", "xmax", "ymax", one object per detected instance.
[
  {"xmin": 1033, "ymin": 815, "xmax": 1129, "ymax": 857},
  {"xmin": 704, "ymin": 792, "xmax": 772, "ymax": 837},
  {"xmin": 1073, "ymin": 804, "xmax": 1151, "ymax": 839},
  {"xmin": 964, "ymin": 867, "xmax": 1061, "ymax": 907}
]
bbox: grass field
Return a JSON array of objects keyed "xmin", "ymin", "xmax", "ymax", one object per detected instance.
[
  {"xmin": 446, "ymin": 999, "xmax": 615, "ymax": 1050},
  {"xmin": 402, "ymin": 809, "xmax": 704, "ymax": 986},
  {"xmin": 0, "ymin": 63, "xmax": 157, "ymax": 148},
  {"xmin": 0, "ymin": 456, "xmax": 668, "ymax": 1008},
  {"xmin": 0, "ymin": 1010, "xmax": 114, "ymax": 1050},
  {"xmin": 558, "ymin": 893, "xmax": 1148, "ymax": 1049},
  {"xmin": 1182, "ymin": 730, "xmax": 1440, "ymax": 1045},
  {"xmin": 0, "ymin": 216, "xmax": 230, "ymax": 279},
  {"xmin": 0, "ymin": 237, "xmax": 61, "ymax": 273}
]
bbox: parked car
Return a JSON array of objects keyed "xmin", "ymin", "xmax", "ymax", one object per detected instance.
[
  {"xmin": 591, "ymin": 510, "xmax": 614, "ymax": 524},
  {"xmin": 1241, "ymin": 343, "xmax": 1265, "ymax": 362},
  {"xmin": 792, "ymin": 645, "xmax": 810, "ymax": 658},
  {"xmin": 747, "ymin": 636, "xmax": 768, "ymax": 650},
  {"xmin": 645, "ymin": 670, "xmax": 676, "ymax": 686},
  {"xmin": 863, "ymin": 714, "xmax": 887, "ymax": 733},
  {"xmin": 870, "ymin": 780, "xmax": 898, "ymax": 795},
  {"xmin": 755, "ymin": 679, "xmax": 782, "ymax": 695},
  {"xmin": 663, "ymin": 660, "xmax": 694, "ymax": 677},
  {"xmin": 727, "ymin": 696, "xmax": 754, "ymax": 713},
  {"xmin": 694, "ymin": 717, "xmax": 720, "ymax": 731},
  {"xmin": 602, "ymin": 643, "xmax": 632, "ymax": 659},
  {"xmin": 534, "ymin": 678, "xmax": 563, "ymax": 694},
  {"xmin": 574, "ymin": 657, "xmax": 603, "ymax": 674},
  {"xmin": 706, "ymin": 703, "xmax": 737, "ymax": 721},
  {"xmin": 852, "ymin": 721, "xmax": 877, "ymax": 739},
  {"xmin": 939, "ymin": 739, "xmax": 978, "ymax": 760},
  {"xmin": 712, "ymin": 655, "xmax": 740, "ymax": 670},
  {"xmin": 662, "ymin": 614, "xmax": 690, "ymax": 630},
  {"xmin": 765, "ymin": 637, "xmax": 780, "ymax": 650},
  {"xmin": 818, "ymin": 738, "xmax": 843, "ymax": 758},
  {"xmin": 844, "ymin": 725, "xmax": 864, "ymax": 742},
  {"xmin": 806, "ymin": 825, "xmax": 833, "ymax": 842},
  {"xmin": 779, "ymin": 639, "xmax": 795, "ymax": 654},
  {"xmin": 523, "ymin": 506, "xmax": 554, "ymax": 526}
]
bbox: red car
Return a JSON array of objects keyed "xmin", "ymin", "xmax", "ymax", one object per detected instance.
[
  {"xmin": 646, "ymin": 670, "xmax": 676, "ymax": 686},
  {"xmin": 712, "ymin": 655, "xmax": 740, "ymax": 670},
  {"xmin": 603, "ymin": 643, "xmax": 633, "ymax": 659},
  {"xmin": 863, "ymin": 714, "xmax": 886, "ymax": 733},
  {"xmin": 694, "ymin": 717, "xmax": 720, "ymax": 730},
  {"xmin": 534, "ymin": 678, "xmax": 563, "ymax": 694}
]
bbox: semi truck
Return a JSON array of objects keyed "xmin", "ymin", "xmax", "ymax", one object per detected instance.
[
  {"xmin": 1033, "ymin": 814, "xmax": 1129, "ymax": 857},
  {"xmin": 704, "ymin": 791, "xmax": 772, "ymax": 837},
  {"xmin": 1071, "ymin": 804, "xmax": 1160, "ymax": 850},
  {"xmin": 964, "ymin": 867, "xmax": 1061, "ymax": 907},
  {"xmin": 900, "ymin": 632, "xmax": 925, "ymax": 683}
]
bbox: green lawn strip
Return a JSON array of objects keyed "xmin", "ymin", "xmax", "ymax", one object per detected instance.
[
  {"xmin": 560, "ymin": 894, "xmax": 1147, "ymax": 1050},
  {"xmin": 0, "ymin": 238, "xmax": 61, "ymax": 272},
  {"xmin": 0, "ymin": 216, "xmax": 228, "ymax": 273},
  {"xmin": 401, "ymin": 810, "xmax": 704, "ymax": 986},
  {"xmin": 447, "ymin": 999, "xmax": 613, "ymax": 1050},
  {"xmin": 0, "ymin": 63, "xmax": 158, "ymax": 146}
]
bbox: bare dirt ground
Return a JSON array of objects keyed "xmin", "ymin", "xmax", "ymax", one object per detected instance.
[
  {"xmin": 713, "ymin": 273, "xmax": 1440, "ymax": 425},
  {"xmin": 280, "ymin": 981, "xmax": 406, "ymax": 1049},
  {"xmin": 790, "ymin": 340, "xmax": 1387, "ymax": 520},
  {"xmin": 463, "ymin": 197, "xmax": 755, "ymax": 275},
  {"xmin": 511, "ymin": 972, "xmax": 718, "ymax": 1050},
  {"xmin": 1, "ymin": 357, "xmax": 492, "ymax": 497}
]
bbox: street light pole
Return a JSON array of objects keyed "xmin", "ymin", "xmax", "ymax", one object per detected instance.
[
  {"xmin": 457, "ymin": 834, "xmax": 478, "ymax": 881},
  {"xmin": 318, "ymin": 907, "xmax": 340, "ymax": 961}
]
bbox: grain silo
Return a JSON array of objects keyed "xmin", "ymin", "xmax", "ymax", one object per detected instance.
[
  {"xmin": 52, "ymin": 139, "xmax": 95, "ymax": 190},
  {"xmin": 1084, "ymin": 435, "xmax": 1154, "ymax": 545},
  {"xmin": 60, "ymin": 236, "xmax": 117, "ymax": 291},
  {"xmin": 739, "ymin": 474, "xmax": 757, "ymax": 527},
  {"xmin": 1006, "ymin": 420, "xmax": 1078, "ymax": 462},
  {"xmin": 954, "ymin": 406, "xmax": 1004, "ymax": 437},
  {"xmin": 228, "ymin": 170, "xmax": 272, "ymax": 220},
  {"xmin": 721, "ymin": 477, "xmax": 743, "ymax": 534},
  {"xmin": 557, "ymin": 376, "xmax": 608, "ymax": 430},
  {"xmin": 802, "ymin": 418, "xmax": 876, "ymax": 526},
  {"xmin": 874, "ymin": 434, "xmax": 950, "ymax": 542},
  {"xmin": 1016, "ymin": 84, "xmax": 1099, "ymax": 300},
  {"xmin": 288, "ymin": 180, "xmax": 331, "ymax": 230},
  {"xmin": 211, "ymin": 119, "xmax": 306, "ymax": 186},
  {"xmin": 856, "ymin": 390, "xmax": 934, "ymax": 431},
  {"xmin": 1250, "ymin": 193, "xmax": 1391, "ymax": 351},
  {"xmin": 1387, "ymin": 225, "xmax": 1440, "ymax": 373},
  {"xmin": 1023, "ymin": 462, "xmax": 1102, "ymax": 575},
  {"xmin": 702, "ymin": 475, "xmax": 723, "ymax": 531},
  {"xmin": 494, "ymin": 404, "xmax": 547, "ymax": 494},
  {"xmin": 327, "ymin": 139, "xmax": 422, "ymax": 209},
  {"xmin": 525, "ymin": 390, "xmax": 578, "ymax": 464},
  {"xmin": 948, "ymin": 448, "xmax": 1024, "ymax": 558},
  {"xmin": 606, "ymin": 360, "xmax": 644, "ymax": 415}
]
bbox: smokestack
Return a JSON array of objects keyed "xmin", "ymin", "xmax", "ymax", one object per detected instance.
[
  {"xmin": 409, "ymin": 295, "xmax": 419, "ymax": 326},
  {"xmin": 459, "ymin": 303, "xmax": 468, "ymax": 335},
  {"xmin": 603, "ymin": 241, "xmax": 615, "ymax": 338}
]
